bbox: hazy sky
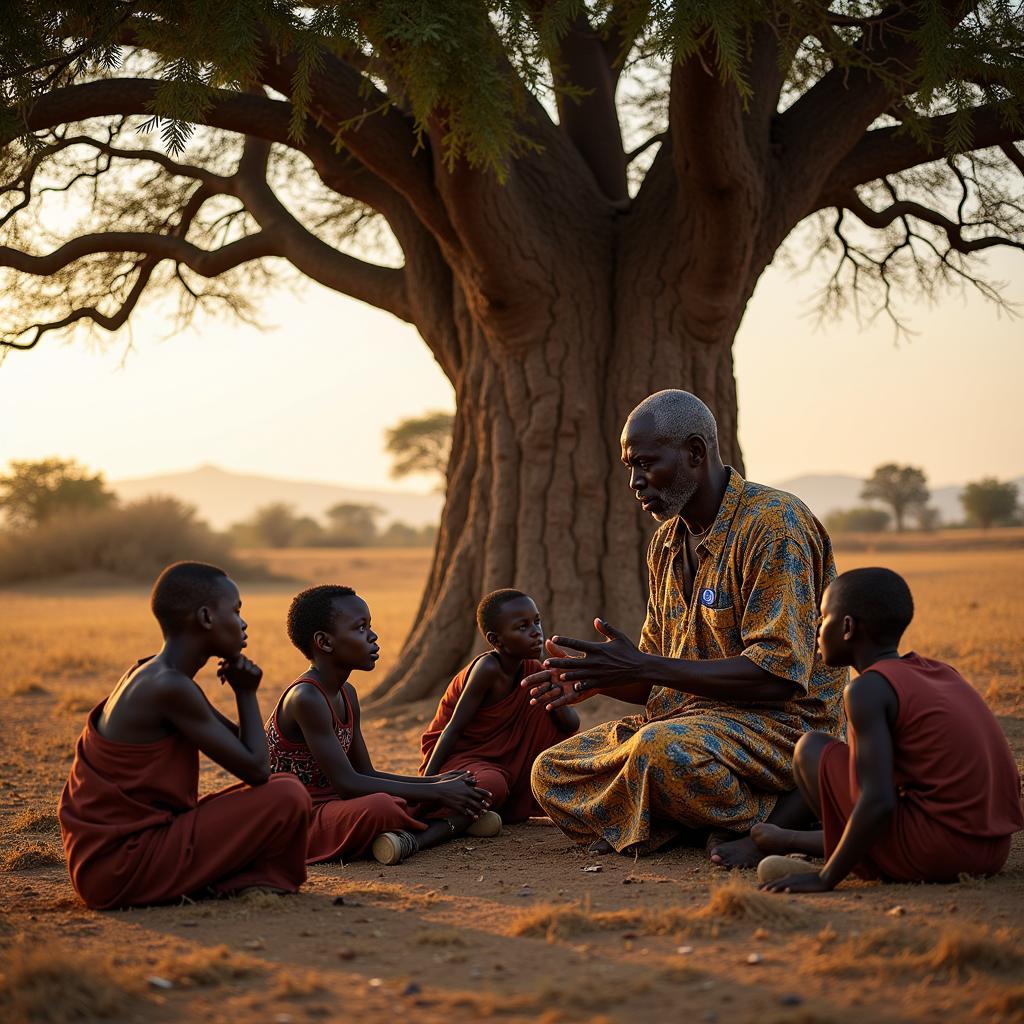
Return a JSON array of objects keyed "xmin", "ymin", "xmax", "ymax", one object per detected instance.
[{"xmin": 2, "ymin": 246, "xmax": 1021, "ymax": 492}]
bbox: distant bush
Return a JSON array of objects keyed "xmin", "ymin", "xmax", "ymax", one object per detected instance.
[
  {"xmin": 0, "ymin": 496, "xmax": 254, "ymax": 584},
  {"xmin": 825, "ymin": 506, "xmax": 891, "ymax": 533},
  {"xmin": 230, "ymin": 500, "xmax": 436, "ymax": 549}
]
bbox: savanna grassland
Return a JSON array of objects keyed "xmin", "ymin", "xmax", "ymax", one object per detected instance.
[{"xmin": 1, "ymin": 536, "xmax": 1022, "ymax": 1024}]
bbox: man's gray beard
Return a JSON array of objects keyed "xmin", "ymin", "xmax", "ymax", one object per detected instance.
[{"xmin": 651, "ymin": 477, "xmax": 698, "ymax": 523}]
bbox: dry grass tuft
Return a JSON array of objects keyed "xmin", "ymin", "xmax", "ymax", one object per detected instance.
[
  {"xmin": 150, "ymin": 945, "xmax": 265, "ymax": 988},
  {"xmin": 59, "ymin": 691, "xmax": 97, "ymax": 714},
  {"xmin": 0, "ymin": 944, "xmax": 139, "ymax": 1023},
  {"xmin": 9, "ymin": 682, "xmax": 49, "ymax": 696},
  {"xmin": 690, "ymin": 879, "xmax": 806, "ymax": 929},
  {"xmin": 513, "ymin": 881, "xmax": 804, "ymax": 941},
  {"xmin": 269, "ymin": 970, "xmax": 327, "ymax": 999},
  {"xmin": 9, "ymin": 810, "xmax": 60, "ymax": 834},
  {"xmin": 813, "ymin": 924, "xmax": 1022, "ymax": 979},
  {"xmin": 973, "ymin": 985, "xmax": 1024, "ymax": 1022},
  {"xmin": 2, "ymin": 844, "xmax": 64, "ymax": 872},
  {"xmin": 926, "ymin": 927, "xmax": 1023, "ymax": 974}
]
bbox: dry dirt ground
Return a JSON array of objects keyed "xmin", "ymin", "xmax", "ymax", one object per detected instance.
[{"xmin": 2, "ymin": 540, "xmax": 1023, "ymax": 1024}]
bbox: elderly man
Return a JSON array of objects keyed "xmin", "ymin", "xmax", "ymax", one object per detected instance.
[{"xmin": 527, "ymin": 390, "xmax": 846, "ymax": 866}]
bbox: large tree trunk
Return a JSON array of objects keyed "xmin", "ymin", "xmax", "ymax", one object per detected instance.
[{"xmin": 371, "ymin": 198, "xmax": 755, "ymax": 704}]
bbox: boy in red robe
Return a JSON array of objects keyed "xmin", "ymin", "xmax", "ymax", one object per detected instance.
[
  {"xmin": 59, "ymin": 562, "xmax": 312, "ymax": 909},
  {"xmin": 419, "ymin": 589, "xmax": 580, "ymax": 825},
  {"xmin": 266, "ymin": 585, "xmax": 494, "ymax": 867},
  {"xmin": 756, "ymin": 567, "xmax": 1023, "ymax": 893}
]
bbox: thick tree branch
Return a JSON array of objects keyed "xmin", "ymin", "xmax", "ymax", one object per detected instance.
[
  {"xmin": 230, "ymin": 135, "xmax": 412, "ymax": 321},
  {"xmin": 777, "ymin": 2, "xmax": 978, "ymax": 194},
  {"xmin": 2, "ymin": 255, "xmax": 159, "ymax": 351},
  {"xmin": 821, "ymin": 102, "xmax": 1024, "ymax": 199},
  {"xmin": 551, "ymin": 10, "xmax": 629, "ymax": 204},
  {"xmin": 255, "ymin": 49, "xmax": 460, "ymax": 253},
  {"xmin": 0, "ymin": 228, "xmax": 280, "ymax": 278},
  {"xmin": 840, "ymin": 188, "xmax": 1024, "ymax": 254}
]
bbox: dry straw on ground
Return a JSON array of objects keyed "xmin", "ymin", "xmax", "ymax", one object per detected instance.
[
  {"xmin": 0, "ymin": 943, "xmax": 140, "ymax": 1023},
  {"xmin": 514, "ymin": 880, "xmax": 806, "ymax": 941}
]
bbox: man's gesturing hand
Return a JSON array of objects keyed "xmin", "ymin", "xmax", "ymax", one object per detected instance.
[
  {"xmin": 522, "ymin": 622, "xmax": 649, "ymax": 709},
  {"xmin": 545, "ymin": 619, "xmax": 648, "ymax": 689},
  {"xmin": 522, "ymin": 640, "xmax": 593, "ymax": 711}
]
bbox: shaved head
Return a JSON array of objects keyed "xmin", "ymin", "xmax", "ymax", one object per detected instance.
[{"xmin": 622, "ymin": 390, "xmax": 719, "ymax": 457}]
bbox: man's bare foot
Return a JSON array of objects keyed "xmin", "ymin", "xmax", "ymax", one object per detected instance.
[
  {"xmin": 750, "ymin": 822, "xmax": 801, "ymax": 854},
  {"xmin": 708, "ymin": 833, "xmax": 761, "ymax": 868},
  {"xmin": 588, "ymin": 838, "xmax": 614, "ymax": 855}
]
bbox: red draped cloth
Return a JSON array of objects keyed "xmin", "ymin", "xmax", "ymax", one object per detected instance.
[
  {"xmin": 266, "ymin": 675, "xmax": 426, "ymax": 863},
  {"xmin": 819, "ymin": 653, "xmax": 1023, "ymax": 882},
  {"xmin": 59, "ymin": 703, "xmax": 311, "ymax": 909},
  {"xmin": 419, "ymin": 656, "xmax": 573, "ymax": 822}
]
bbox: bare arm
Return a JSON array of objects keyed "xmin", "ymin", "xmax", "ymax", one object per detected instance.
[
  {"xmin": 290, "ymin": 685, "xmax": 490, "ymax": 814},
  {"xmin": 817, "ymin": 674, "xmax": 898, "ymax": 888},
  {"xmin": 159, "ymin": 657, "xmax": 270, "ymax": 786},
  {"xmin": 763, "ymin": 672, "xmax": 898, "ymax": 894},
  {"xmin": 422, "ymin": 659, "xmax": 495, "ymax": 776},
  {"xmin": 529, "ymin": 621, "xmax": 797, "ymax": 709},
  {"xmin": 345, "ymin": 686, "xmax": 462, "ymax": 785}
]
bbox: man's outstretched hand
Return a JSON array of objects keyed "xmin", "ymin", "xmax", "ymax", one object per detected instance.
[
  {"xmin": 522, "ymin": 622, "xmax": 650, "ymax": 709},
  {"xmin": 522, "ymin": 640, "xmax": 594, "ymax": 711},
  {"xmin": 547, "ymin": 619, "xmax": 649, "ymax": 689},
  {"xmin": 760, "ymin": 872, "xmax": 833, "ymax": 894}
]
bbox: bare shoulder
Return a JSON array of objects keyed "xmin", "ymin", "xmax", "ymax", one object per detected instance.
[
  {"xmin": 466, "ymin": 653, "xmax": 502, "ymax": 686},
  {"xmin": 129, "ymin": 660, "xmax": 203, "ymax": 706},
  {"xmin": 845, "ymin": 671, "xmax": 897, "ymax": 716},
  {"xmin": 343, "ymin": 681, "xmax": 361, "ymax": 715}
]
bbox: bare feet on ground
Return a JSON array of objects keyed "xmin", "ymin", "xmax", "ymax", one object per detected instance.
[
  {"xmin": 707, "ymin": 832, "xmax": 762, "ymax": 868},
  {"xmin": 588, "ymin": 837, "xmax": 615, "ymax": 855}
]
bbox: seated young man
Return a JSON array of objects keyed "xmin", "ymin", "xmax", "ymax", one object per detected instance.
[
  {"xmin": 266, "ymin": 585, "xmax": 494, "ymax": 866},
  {"xmin": 420, "ymin": 589, "xmax": 580, "ymax": 824},
  {"xmin": 757, "ymin": 567, "xmax": 1023, "ymax": 893},
  {"xmin": 59, "ymin": 562, "xmax": 312, "ymax": 910}
]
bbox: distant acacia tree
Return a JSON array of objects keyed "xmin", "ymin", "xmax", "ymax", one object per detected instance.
[
  {"xmin": 0, "ymin": 458, "xmax": 116, "ymax": 529},
  {"xmin": 861, "ymin": 464, "xmax": 929, "ymax": 532},
  {"xmin": 824, "ymin": 506, "xmax": 891, "ymax": 533},
  {"xmin": 385, "ymin": 412, "xmax": 454, "ymax": 492},
  {"xmin": 325, "ymin": 502, "xmax": 382, "ymax": 547},
  {"xmin": 2, "ymin": 4, "xmax": 1022, "ymax": 701},
  {"xmin": 232, "ymin": 502, "xmax": 312, "ymax": 548},
  {"xmin": 960, "ymin": 477, "xmax": 1019, "ymax": 528}
]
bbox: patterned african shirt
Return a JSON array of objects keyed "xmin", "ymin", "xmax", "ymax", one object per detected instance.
[{"xmin": 640, "ymin": 468, "xmax": 846, "ymax": 731}]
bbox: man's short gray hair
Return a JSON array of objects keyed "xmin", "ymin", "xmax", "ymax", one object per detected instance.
[{"xmin": 623, "ymin": 390, "xmax": 720, "ymax": 455}]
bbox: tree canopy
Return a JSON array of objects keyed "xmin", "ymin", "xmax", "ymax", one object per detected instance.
[
  {"xmin": 2, "ymin": 2, "xmax": 1022, "ymax": 351},
  {"xmin": 385, "ymin": 411, "xmax": 454, "ymax": 489},
  {"xmin": 0, "ymin": 457, "xmax": 117, "ymax": 528},
  {"xmin": 861, "ymin": 462, "xmax": 929, "ymax": 530},
  {"xmin": 960, "ymin": 476, "xmax": 1019, "ymax": 526}
]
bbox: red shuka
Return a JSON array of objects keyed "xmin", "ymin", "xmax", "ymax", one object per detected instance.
[
  {"xmin": 819, "ymin": 653, "xmax": 1024, "ymax": 882},
  {"xmin": 265, "ymin": 675, "xmax": 425, "ymax": 863},
  {"xmin": 419, "ymin": 655, "xmax": 571, "ymax": 821},
  {"xmin": 59, "ymin": 698, "xmax": 311, "ymax": 909}
]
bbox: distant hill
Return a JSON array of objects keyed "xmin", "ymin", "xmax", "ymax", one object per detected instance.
[
  {"xmin": 112, "ymin": 465, "xmax": 443, "ymax": 531},
  {"xmin": 111, "ymin": 464, "xmax": 1023, "ymax": 533},
  {"xmin": 773, "ymin": 472, "xmax": 1024, "ymax": 525}
]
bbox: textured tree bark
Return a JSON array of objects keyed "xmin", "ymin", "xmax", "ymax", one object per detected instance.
[{"xmin": 371, "ymin": 195, "xmax": 756, "ymax": 705}]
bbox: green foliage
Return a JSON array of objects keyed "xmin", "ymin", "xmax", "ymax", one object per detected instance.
[
  {"xmin": 385, "ymin": 410, "xmax": 453, "ymax": 488},
  {"xmin": 861, "ymin": 463, "xmax": 930, "ymax": 531},
  {"xmin": 0, "ymin": 458, "xmax": 116, "ymax": 529},
  {"xmin": 0, "ymin": 495, "xmax": 249, "ymax": 583},
  {"xmin": 4, "ymin": 2, "xmax": 1021, "ymax": 168},
  {"xmin": 324, "ymin": 502, "xmax": 382, "ymax": 547},
  {"xmin": 824, "ymin": 506, "xmax": 892, "ymax": 533},
  {"xmin": 960, "ymin": 477, "xmax": 1019, "ymax": 527}
]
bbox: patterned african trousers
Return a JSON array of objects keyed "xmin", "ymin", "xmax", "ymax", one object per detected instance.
[{"xmin": 531, "ymin": 702, "xmax": 808, "ymax": 853}]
